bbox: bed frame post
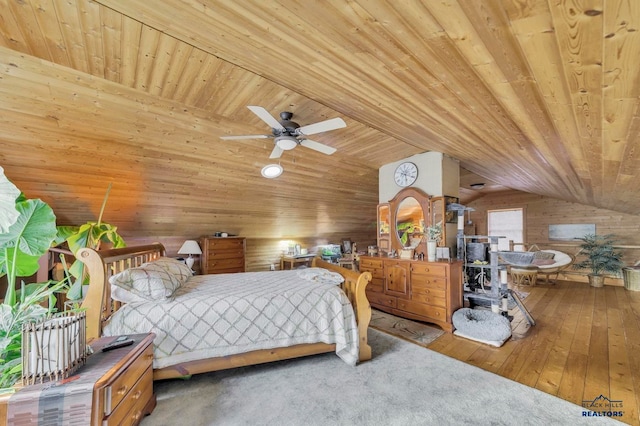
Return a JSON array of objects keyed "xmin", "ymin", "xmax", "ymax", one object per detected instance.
[
  {"xmin": 77, "ymin": 247, "xmax": 109, "ymax": 342},
  {"xmin": 313, "ymin": 258, "xmax": 372, "ymax": 362}
]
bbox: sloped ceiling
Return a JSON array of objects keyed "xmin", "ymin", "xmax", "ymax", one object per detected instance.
[{"xmin": 1, "ymin": 0, "xmax": 639, "ymax": 238}]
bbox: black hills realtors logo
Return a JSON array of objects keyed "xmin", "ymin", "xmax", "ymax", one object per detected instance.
[{"xmin": 582, "ymin": 394, "xmax": 624, "ymax": 418}]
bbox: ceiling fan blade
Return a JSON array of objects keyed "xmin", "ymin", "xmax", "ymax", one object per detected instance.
[
  {"xmin": 269, "ymin": 145, "xmax": 284, "ymax": 159},
  {"xmin": 299, "ymin": 139, "xmax": 337, "ymax": 155},
  {"xmin": 220, "ymin": 134, "xmax": 271, "ymax": 140},
  {"xmin": 247, "ymin": 106, "xmax": 285, "ymax": 131},
  {"xmin": 297, "ymin": 117, "xmax": 346, "ymax": 136}
]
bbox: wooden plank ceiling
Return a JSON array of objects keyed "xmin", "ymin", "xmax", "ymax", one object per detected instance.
[{"xmin": 0, "ymin": 0, "xmax": 639, "ymax": 239}]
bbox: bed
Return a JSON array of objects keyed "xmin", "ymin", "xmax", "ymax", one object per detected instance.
[{"xmin": 76, "ymin": 243, "xmax": 372, "ymax": 380}]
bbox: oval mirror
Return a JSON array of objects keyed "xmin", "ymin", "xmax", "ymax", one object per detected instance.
[{"xmin": 396, "ymin": 196, "xmax": 425, "ymax": 248}]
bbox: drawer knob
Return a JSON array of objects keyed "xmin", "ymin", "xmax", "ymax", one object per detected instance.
[
  {"xmin": 132, "ymin": 411, "xmax": 142, "ymax": 421},
  {"xmin": 117, "ymin": 385, "xmax": 128, "ymax": 396},
  {"xmin": 133, "ymin": 390, "xmax": 142, "ymax": 400}
]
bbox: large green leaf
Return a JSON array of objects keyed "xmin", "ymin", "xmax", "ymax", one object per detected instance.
[
  {"xmin": 0, "ymin": 248, "xmax": 41, "ymax": 278},
  {"xmin": 0, "ymin": 198, "xmax": 57, "ymax": 305},
  {"xmin": 54, "ymin": 225, "xmax": 79, "ymax": 246},
  {"xmin": 0, "ymin": 167, "xmax": 20, "ymax": 233},
  {"xmin": 0, "ymin": 199, "xmax": 57, "ymax": 257}
]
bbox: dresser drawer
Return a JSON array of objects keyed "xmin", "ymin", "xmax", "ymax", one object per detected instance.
[
  {"xmin": 204, "ymin": 237, "xmax": 245, "ymax": 250},
  {"xmin": 397, "ymin": 299, "xmax": 447, "ymax": 321},
  {"xmin": 411, "ymin": 274, "xmax": 447, "ymax": 290},
  {"xmin": 410, "ymin": 292, "xmax": 446, "ymax": 308},
  {"xmin": 359, "ymin": 258, "xmax": 384, "ymax": 279},
  {"xmin": 104, "ymin": 367, "xmax": 153, "ymax": 426},
  {"xmin": 205, "ymin": 257, "xmax": 245, "ymax": 272},
  {"xmin": 104, "ymin": 345, "xmax": 154, "ymax": 415},
  {"xmin": 367, "ymin": 291, "xmax": 397, "ymax": 308},
  {"xmin": 410, "ymin": 263, "xmax": 448, "ymax": 277},
  {"xmin": 367, "ymin": 277, "xmax": 384, "ymax": 293},
  {"xmin": 206, "ymin": 249, "xmax": 245, "ymax": 260},
  {"xmin": 360, "ymin": 257, "xmax": 383, "ymax": 269},
  {"xmin": 365, "ymin": 267, "xmax": 384, "ymax": 279}
]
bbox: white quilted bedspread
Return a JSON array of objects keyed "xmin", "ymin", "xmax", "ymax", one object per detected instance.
[{"xmin": 102, "ymin": 269, "xmax": 359, "ymax": 368}]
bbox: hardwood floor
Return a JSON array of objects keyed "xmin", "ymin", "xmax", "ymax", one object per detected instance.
[{"xmin": 428, "ymin": 281, "xmax": 640, "ymax": 426}]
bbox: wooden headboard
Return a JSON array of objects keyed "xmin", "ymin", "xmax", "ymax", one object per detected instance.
[{"xmin": 77, "ymin": 243, "xmax": 166, "ymax": 341}]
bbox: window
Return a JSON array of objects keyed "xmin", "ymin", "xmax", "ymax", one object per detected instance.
[{"xmin": 487, "ymin": 208, "xmax": 524, "ymax": 251}]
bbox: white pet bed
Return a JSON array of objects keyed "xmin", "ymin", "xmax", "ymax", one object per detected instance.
[{"xmin": 452, "ymin": 308, "xmax": 512, "ymax": 347}]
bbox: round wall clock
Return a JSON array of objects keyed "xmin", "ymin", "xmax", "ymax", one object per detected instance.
[{"xmin": 394, "ymin": 162, "xmax": 418, "ymax": 187}]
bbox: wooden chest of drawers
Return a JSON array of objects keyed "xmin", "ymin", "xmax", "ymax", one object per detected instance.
[
  {"xmin": 359, "ymin": 256, "xmax": 463, "ymax": 332},
  {"xmin": 200, "ymin": 236, "xmax": 246, "ymax": 274}
]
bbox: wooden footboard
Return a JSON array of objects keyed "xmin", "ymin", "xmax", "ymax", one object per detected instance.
[
  {"xmin": 313, "ymin": 257, "xmax": 372, "ymax": 362},
  {"xmin": 77, "ymin": 244, "xmax": 372, "ymax": 380}
]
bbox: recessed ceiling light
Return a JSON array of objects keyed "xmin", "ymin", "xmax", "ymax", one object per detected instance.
[
  {"xmin": 470, "ymin": 183, "xmax": 485, "ymax": 189},
  {"xmin": 261, "ymin": 164, "xmax": 283, "ymax": 178}
]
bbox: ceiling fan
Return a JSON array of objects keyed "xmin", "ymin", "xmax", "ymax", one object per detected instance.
[{"xmin": 220, "ymin": 106, "xmax": 346, "ymax": 159}]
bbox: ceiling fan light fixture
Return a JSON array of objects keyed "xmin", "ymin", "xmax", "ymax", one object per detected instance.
[
  {"xmin": 470, "ymin": 183, "xmax": 485, "ymax": 190},
  {"xmin": 261, "ymin": 164, "xmax": 283, "ymax": 179},
  {"xmin": 275, "ymin": 135, "xmax": 298, "ymax": 150}
]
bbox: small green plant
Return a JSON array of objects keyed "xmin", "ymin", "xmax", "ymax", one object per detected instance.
[
  {"xmin": 573, "ymin": 233, "xmax": 624, "ymax": 276},
  {"xmin": 54, "ymin": 183, "xmax": 125, "ymax": 300},
  {"xmin": 426, "ymin": 224, "xmax": 442, "ymax": 242}
]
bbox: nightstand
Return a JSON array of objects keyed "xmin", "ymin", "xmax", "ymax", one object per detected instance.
[{"xmin": 4, "ymin": 333, "xmax": 156, "ymax": 425}]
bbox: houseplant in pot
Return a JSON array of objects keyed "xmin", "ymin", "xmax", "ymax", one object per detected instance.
[
  {"xmin": 426, "ymin": 224, "xmax": 442, "ymax": 262},
  {"xmin": 573, "ymin": 233, "xmax": 624, "ymax": 287},
  {"xmin": 0, "ymin": 167, "xmax": 68, "ymax": 390}
]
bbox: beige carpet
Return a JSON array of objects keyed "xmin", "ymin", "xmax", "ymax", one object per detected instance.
[
  {"xmin": 369, "ymin": 309, "xmax": 444, "ymax": 347},
  {"xmin": 143, "ymin": 329, "xmax": 617, "ymax": 426}
]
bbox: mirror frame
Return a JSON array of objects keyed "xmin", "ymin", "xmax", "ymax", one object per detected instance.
[
  {"xmin": 377, "ymin": 203, "xmax": 391, "ymax": 251},
  {"xmin": 388, "ymin": 187, "xmax": 430, "ymax": 253}
]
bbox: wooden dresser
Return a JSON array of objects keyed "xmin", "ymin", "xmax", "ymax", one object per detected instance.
[
  {"xmin": 359, "ymin": 256, "xmax": 463, "ymax": 332},
  {"xmin": 3, "ymin": 334, "xmax": 155, "ymax": 425},
  {"xmin": 200, "ymin": 236, "xmax": 246, "ymax": 274}
]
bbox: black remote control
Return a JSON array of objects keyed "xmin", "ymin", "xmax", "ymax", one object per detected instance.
[{"xmin": 101, "ymin": 338, "xmax": 134, "ymax": 352}]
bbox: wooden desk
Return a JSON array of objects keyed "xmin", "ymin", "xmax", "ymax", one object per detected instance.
[
  {"xmin": 2, "ymin": 334, "xmax": 156, "ymax": 425},
  {"xmin": 281, "ymin": 254, "xmax": 317, "ymax": 270}
]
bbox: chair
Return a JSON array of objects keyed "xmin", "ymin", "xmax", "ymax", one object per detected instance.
[
  {"xmin": 510, "ymin": 265, "xmax": 539, "ymax": 286},
  {"xmin": 503, "ymin": 244, "xmax": 576, "ymax": 285},
  {"xmin": 532, "ymin": 249, "xmax": 575, "ymax": 284},
  {"xmin": 338, "ymin": 251, "xmax": 360, "ymax": 270}
]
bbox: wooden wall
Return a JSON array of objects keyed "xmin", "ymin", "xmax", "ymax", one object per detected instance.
[
  {"xmin": 126, "ymin": 232, "xmax": 377, "ymax": 273},
  {"xmin": 467, "ymin": 190, "xmax": 640, "ymax": 285}
]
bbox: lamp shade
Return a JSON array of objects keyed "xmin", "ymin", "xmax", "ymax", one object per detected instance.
[{"xmin": 178, "ymin": 240, "xmax": 202, "ymax": 255}]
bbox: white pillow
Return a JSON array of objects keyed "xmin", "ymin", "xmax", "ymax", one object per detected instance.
[
  {"xmin": 110, "ymin": 284, "xmax": 150, "ymax": 304},
  {"xmin": 297, "ymin": 267, "xmax": 344, "ymax": 285},
  {"xmin": 109, "ymin": 261, "xmax": 183, "ymax": 301},
  {"xmin": 145, "ymin": 257, "xmax": 193, "ymax": 284}
]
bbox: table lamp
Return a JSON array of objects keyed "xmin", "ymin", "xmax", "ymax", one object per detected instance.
[{"xmin": 178, "ymin": 240, "xmax": 202, "ymax": 270}]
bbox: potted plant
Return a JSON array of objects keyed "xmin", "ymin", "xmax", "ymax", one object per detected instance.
[
  {"xmin": 573, "ymin": 233, "xmax": 624, "ymax": 287},
  {"xmin": 425, "ymin": 224, "xmax": 442, "ymax": 262},
  {"xmin": 0, "ymin": 167, "xmax": 68, "ymax": 390},
  {"xmin": 426, "ymin": 224, "xmax": 442, "ymax": 242}
]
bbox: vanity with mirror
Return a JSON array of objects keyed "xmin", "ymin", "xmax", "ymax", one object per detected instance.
[
  {"xmin": 381, "ymin": 187, "xmax": 451, "ymax": 255},
  {"xmin": 362, "ymin": 187, "xmax": 463, "ymax": 332}
]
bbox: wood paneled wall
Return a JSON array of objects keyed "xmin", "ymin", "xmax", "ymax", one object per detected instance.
[
  {"xmin": 467, "ymin": 190, "xmax": 640, "ymax": 285},
  {"xmin": 126, "ymin": 232, "xmax": 377, "ymax": 273}
]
